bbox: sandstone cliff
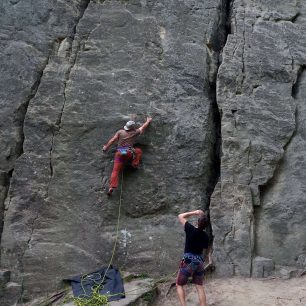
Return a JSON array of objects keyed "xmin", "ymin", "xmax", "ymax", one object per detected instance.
[{"xmin": 0, "ymin": 0, "xmax": 305, "ymax": 304}]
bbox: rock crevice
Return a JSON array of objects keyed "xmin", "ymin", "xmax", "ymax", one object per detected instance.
[
  {"xmin": 205, "ymin": 0, "xmax": 233, "ymax": 214},
  {"xmin": 58, "ymin": 0, "xmax": 91, "ymax": 129},
  {"xmin": 0, "ymin": 54, "xmax": 50, "ymax": 251}
]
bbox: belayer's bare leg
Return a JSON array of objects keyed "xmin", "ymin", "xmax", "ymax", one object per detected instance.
[
  {"xmin": 176, "ymin": 285, "xmax": 186, "ymax": 306},
  {"xmin": 195, "ymin": 284, "xmax": 206, "ymax": 306}
]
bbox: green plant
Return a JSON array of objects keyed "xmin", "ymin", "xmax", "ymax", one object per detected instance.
[
  {"xmin": 61, "ymin": 294, "xmax": 74, "ymax": 305},
  {"xmin": 138, "ymin": 273, "xmax": 150, "ymax": 279},
  {"xmin": 72, "ymin": 287, "xmax": 109, "ymax": 306},
  {"xmin": 142, "ymin": 290, "xmax": 156, "ymax": 303},
  {"xmin": 124, "ymin": 272, "xmax": 150, "ymax": 282}
]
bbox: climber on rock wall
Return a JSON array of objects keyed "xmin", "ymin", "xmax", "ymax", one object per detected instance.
[
  {"xmin": 102, "ymin": 117, "xmax": 152, "ymax": 196},
  {"xmin": 176, "ymin": 209, "xmax": 211, "ymax": 306}
]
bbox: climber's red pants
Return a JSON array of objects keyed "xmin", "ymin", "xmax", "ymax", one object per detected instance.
[{"xmin": 109, "ymin": 147, "xmax": 142, "ymax": 189}]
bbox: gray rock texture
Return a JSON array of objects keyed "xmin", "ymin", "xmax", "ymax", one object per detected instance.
[
  {"xmin": 210, "ymin": 0, "xmax": 306, "ymax": 277},
  {"xmin": 0, "ymin": 0, "xmax": 224, "ymax": 303},
  {"xmin": 256, "ymin": 68, "xmax": 306, "ymax": 268},
  {"xmin": 1, "ymin": 0, "xmax": 306, "ymax": 304},
  {"xmin": 252, "ymin": 256, "xmax": 274, "ymax": 278}
]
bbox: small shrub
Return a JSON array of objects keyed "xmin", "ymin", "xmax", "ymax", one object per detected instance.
[{"xmin": 72, "ymin": 287, "xmax": 109, "ymax": 306}]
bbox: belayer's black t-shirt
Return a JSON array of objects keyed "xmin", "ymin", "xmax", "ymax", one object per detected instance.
[{"xmin": 184, "ymin": 221, "xmax": 209, "ymax": 255}]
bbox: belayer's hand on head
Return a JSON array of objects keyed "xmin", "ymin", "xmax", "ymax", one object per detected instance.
[{"xmin": 195, "ymin": 209, "xmax": 205, "ymax": 216}]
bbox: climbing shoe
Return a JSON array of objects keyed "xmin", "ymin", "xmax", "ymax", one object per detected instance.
[
  {"xmin": 107, "ymin": 188, "xmax": 113, "ymax": 196},
  {"xmin": 131, "ymin": 161, "xmax": 140, "ymax": 169}
]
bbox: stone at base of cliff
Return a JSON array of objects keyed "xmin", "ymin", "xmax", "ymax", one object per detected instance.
[
  {"xmin": 276, "ymin": 266, "xmax": 299, "ymax": 280},
  {"xmin": 109, "ymin": 278, "xmax": 155, "ymax": 306},
  {"xmin": 0, "ymin": 282, "xmax": 22, "ymax": 306},
  {"xmin": 0, "ymin": 268, "xmax": 21, "ymax": 306},
  {"xmin": 0, "ymin": 269, "xmax": 11, "ymax": 286},
  {"xmin": 252, "ymin": 257, "xmax": 274, "ymax": 278}
]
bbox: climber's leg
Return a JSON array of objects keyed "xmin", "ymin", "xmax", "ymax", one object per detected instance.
[
  {"xmin": 108, "ymin": 152, "xmax": 124, "ymax": 195},
  {"xmin": 131, "ymin": 147, "xmax": 142, "ymax": 168}
]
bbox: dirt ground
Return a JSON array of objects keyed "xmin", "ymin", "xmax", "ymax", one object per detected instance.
[{"xmin": 155, "ymin": 276, "xmax": 306, "ymax": 306}]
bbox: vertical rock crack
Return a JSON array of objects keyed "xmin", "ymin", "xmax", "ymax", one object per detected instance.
[
  {"xmin": 205, "ymin": 0, "xmax": 233, "ymax": 243},
  {"xmin": 0, "ymin": 54, "xmax": 51, "ymax": 254},
  {"xmin": 57, "ymin": 0, "xmax": 91, "ymax": 129}
]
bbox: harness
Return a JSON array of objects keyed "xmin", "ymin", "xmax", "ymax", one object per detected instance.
[
  {"xmin": 114, "ymin": 147, "xmax": 136, "ymax": 165},
  {"xmin": 117, "ymin": 146, "xmax": 135, "ymax": 158},
  {"xmin": 182, "ymin": 253, "xmax": 204, "ymax": 264}
]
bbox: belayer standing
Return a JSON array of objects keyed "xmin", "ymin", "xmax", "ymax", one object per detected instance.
[
  {"xmin": 176, "ymin": 209, "xmax": 211, "ymax": 306},
  {"xmin": 102, "ymin": 117, "xmax": 152, "ymax": 196}
]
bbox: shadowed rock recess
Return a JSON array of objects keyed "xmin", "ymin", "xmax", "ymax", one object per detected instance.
[{"xmin": 0, "ymin": 0, "xmax": 306, "ymax": 304}]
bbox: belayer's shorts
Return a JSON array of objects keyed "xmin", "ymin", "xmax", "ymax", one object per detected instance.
[{"xmin": 176, "ymin": 253, "xmax": 205, "ymax": 286}]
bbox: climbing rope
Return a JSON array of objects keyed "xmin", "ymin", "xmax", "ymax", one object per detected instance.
[
  {"xmin": 73, "ymin": 171, "xmax": 125, "ymax": 305},
  {"xmin": 100, "ymin": 169, "xmax": 124, "ymax": 285}
]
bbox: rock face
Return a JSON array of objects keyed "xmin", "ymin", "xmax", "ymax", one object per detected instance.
[
  {"xmin": 210, "ymin": 0, "xmax": 306, "ymax": 277},
  {"xmin": 1, "ymin": 0, "xmax": 306, "ymax": 304},
  {"xmin": 0, "ymin": 0, "xmax": 224, "ymax": 303}
]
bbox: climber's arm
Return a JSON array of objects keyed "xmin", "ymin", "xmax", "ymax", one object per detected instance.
[
  {"xmin": 103, "ymin": 132, "xmax": 119, "ymax": 152},
  {"xmin": 138, "ymin": 117, "xmax": 152, "ymax": 134}
]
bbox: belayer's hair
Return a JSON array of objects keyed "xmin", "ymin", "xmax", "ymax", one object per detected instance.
[{"xmin": 198, "ymin": 214, "xmax": 209, "ymax": 230}]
